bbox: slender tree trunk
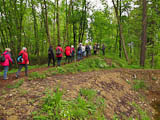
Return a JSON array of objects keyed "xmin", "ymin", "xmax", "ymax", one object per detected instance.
[
  {"xmin": 31, "ymin": 0, "xmax": 39, "ymax": 55},
  {"xmin": 44, "ymin": 0, "xmax": 51, "ymax": 45},
  {"xmin": 112, "ymin": 0, "xmax": 129, "ymax": 62},
  {"xmin": 140, "ymin": 0, "xmax": 147, "ymax": 66},
  {"xmin": 119, "ymin": 0, "xmax": 122, "ymax": 58},
  {"xmin": 81, "ymin": 0, "xmax": 87, "ymax": 43},
  {"xmin": 53, "ymin": 0, "xmax": 56, "ymax": 48},
  {"xmin": 56, "ymin": 0, "xmax": 61, "ymax": 45}
]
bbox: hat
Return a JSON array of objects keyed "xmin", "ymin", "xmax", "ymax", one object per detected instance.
[
  {"xmin": 22, "ymin": 47, "xmax": 27, "ymax": 51},
  {"xmin": 5, "ymin": 48, "xmax": 11, "ymax": 52}
]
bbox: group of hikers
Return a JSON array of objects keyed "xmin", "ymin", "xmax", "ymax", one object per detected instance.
[{"xmin": 0, "ymin": 43, "xmax": 106, "ymax": 80}]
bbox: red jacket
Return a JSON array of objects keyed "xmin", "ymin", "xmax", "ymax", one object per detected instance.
[
  {"xmin": 56, "ymin": 46, "xmax": 63, "ymax": 57},
  {"xmin": 0, "ymin": 51, "xmax": 13, "ymax": 66},
  {"xmin": 18, "ymin": 50, "xmax": 29, "ymax": 64},
  {"xmin": 65, "ymin": 46, "xmax": 71, "ymax": 56}
]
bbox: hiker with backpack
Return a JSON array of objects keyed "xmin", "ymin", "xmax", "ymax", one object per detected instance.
[
  {"xmin": 77, "ymin": 43, "xmax": 82, "ymax": 60},
  {"xmin": 56, "ymin": 44, "xmax": 63, "ymax": 66},
  {"xmin": 16, "ymin": 47, "xmax": 29, "ymax": 78},
  {"xmin": 65, "ymin": 45, "xmax": 71, "ymax": 64},
  {"xmin": 71, "ymin": 45, "xmax": 75, "ymax": 62},
  {"xmin": 0, "ymin": 48, "xmax": 13, "ymax": 80},
  {"xmin": 48, "ymin": 45, "xmax": 55, "ymax": 67}
]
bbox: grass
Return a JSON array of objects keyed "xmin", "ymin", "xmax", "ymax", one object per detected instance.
[
  {"xmin": 131, "ymin": 102, "xmax": 150, "ymax": 120},
  {"xmin": 132, "ymin": 79, "xmax": 147, "ymax": 91},
  {"xmin": 28, "ymin": 72, "xmax": 47, "ymax": 81},
  {"xmin": 33, "ymin": 88, "xmax": 106, "ymax": 120},
  {"xmin": 46, "ymin": 56, "xmax": 110, "ymax": 75},
  {"xmin": 7, "ymin": 79, "xmax": 24, "ymax": 89}
]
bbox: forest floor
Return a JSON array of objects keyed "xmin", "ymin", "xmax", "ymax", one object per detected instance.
[{"xmin": 0, "ymin": 59, "xmax": 160, "ymax": 120}]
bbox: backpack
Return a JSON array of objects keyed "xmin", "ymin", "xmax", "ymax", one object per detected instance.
[
  {"xmin": 17, "ymin": 54, "xmax": 23, "ymax": 63},
  {"xmin": 0, "ymin": 55, "xmax": 5, "ymax": 62},
  {"xmin": 56, "ymin": 48, "xmax": 61, "ymax": 55}
]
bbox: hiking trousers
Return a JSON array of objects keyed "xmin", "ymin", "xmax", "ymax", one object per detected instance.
[
  {"xmin": 16, "ymin": 64, "xmax": 28, "ymax": 77},
  {"xmin": 57, "ymin": 57, "xmax": 62, "ymax": 66},
  {"xmin": 65, "ymin": 56, "xmax": 71, "ymax": 63},
  {"xmin": 3, "ymin": 66, "xmax": 9, "ymax": 79},
  {"xmin": 48, "ymin": 57, "xmax": 55, "ymax": 67}
]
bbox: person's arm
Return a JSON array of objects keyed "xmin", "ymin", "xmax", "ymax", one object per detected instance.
[{"xmin": 8, "ymin": 54, "xmax": 13, "ymax": 64}]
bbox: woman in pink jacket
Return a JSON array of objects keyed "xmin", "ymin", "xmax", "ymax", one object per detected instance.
[
  {"xmin": 0, "ymin": 48, "xmax": 13, "ymax": 80},
  {"xmin": 16, "ymin": 47, "xmax": 29, "ymax": 78}
]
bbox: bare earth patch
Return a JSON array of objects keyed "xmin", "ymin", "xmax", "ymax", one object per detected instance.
[{"xmin": 0, "ymin": 69, "xmax": 160, "ymax": 120}]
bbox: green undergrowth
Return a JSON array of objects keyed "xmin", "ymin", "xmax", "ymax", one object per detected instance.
[
  {"xmin": 103, "ymin": 54, "xmax": 142, "ymax": 69},
  {"xmin": 28, "ymin": 72, "xmax": 46, "ymax": 81},
  {"xmin": 103, "ymin": 53, "xmax": 160, "ymax": 69},
  {"xmin": 6, "ymin": 79, "xmax": 24, "ymax": 89},
  {"xmin": 32, "ymin": 88, "xmax": 106, "ymax": 120},
  {"xmin": 48, "ymin": 56, "xmax": 110, "ymax": 74},
  {"xmin": 132, "ymin": 79, "xmax": 147, "ymax": 91},
  {"xmin": 26, "ymin": 56, "xmax": 110, "ymax": 81}
]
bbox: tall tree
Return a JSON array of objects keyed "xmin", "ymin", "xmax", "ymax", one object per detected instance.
[
  {"xmin": 112, "ymin": 0, "xmax": 129, "ymax": 62},
  {"xmin": 44, "ymin": 0, "xmax": 51, "ymax": 45},
  {"xmin": 140, "ymin": 0, "xmax": 147, "ymax": 66},
  {"xmin": 56, "ymin": 0, "xmax": 61, "ymax": 45},
  {"xmin": 31, "ymin": 0, "xmax": 39, "ymax": 55}
]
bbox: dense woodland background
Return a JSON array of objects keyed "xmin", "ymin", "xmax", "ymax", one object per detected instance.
[{"xmin": 0, "ymin": 0, "xmax": 160, "ymax": 68}]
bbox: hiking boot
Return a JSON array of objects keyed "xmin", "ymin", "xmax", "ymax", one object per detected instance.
[{"xmin": 3, "ymin": 78, "xmax": 8, "ymax": 80}]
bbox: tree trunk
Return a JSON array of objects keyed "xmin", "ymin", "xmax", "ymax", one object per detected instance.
[
  {"xmin": 53, "ymin": 0, "xmax": 56, "ymax": 48},
  {"xmin": 31, "ymin": 0, "xmax": 39, "ymax": 55},
  {"xmin": 56, "ymin": 0, "xmax": 61, "ymax": 45},
  {"xmin": 44, "ymin": 0, "xmax": 51, "ymax": 45},
  {"xmin": 140, "ymin": 0, "xmax": 147, "ymax": 66},
  {"xmin": 112, "ymin": 0, "xmax": 129, "ymax": 62}
]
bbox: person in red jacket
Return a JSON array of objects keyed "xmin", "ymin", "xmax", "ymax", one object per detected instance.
[
  {"xmin": 56, "ymin": 44, "xmax": 63, "ymax": 66},
  {"xmin": 16, "ymin": 47, "xmax": 29, "ymax": 78},
  {"xmin": 65, "ymin": 45, "xmax": 71, "ymax": 63},
  {"xmin": 0, "ymin": 48, "xmax": 13, "ymax": 80}
]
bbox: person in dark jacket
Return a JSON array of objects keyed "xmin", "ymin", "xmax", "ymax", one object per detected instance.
[
  {"xmin": 85, "ymin": 44, "xmax": 90, "ymax": 57},
  {"xmin": 48, "ymin": 45, "xmax": 55, "ymax": 67},
  {"xmin": 0, "ymin": 48, "xmax": 13, "ymax": 80},
  {"xmin": 77, "ymin": 43, "xmax": 82, "ymax": 60},
  {"xmin": 93, "ymin": 43, "xmax": 97, "ymax": 55}
]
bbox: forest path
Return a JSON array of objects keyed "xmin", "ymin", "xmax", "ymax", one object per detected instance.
[{"xmin": 0, "ymin": 67, "xmax": 160, "ymax": 120}]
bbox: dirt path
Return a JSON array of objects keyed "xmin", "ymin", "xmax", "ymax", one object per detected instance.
[
  {"xmin": 0, "ymin": 66, "xmax": 49, "ymax": 89},
  {"xmin": 0, "ymin": 69, "xmax": 160, "ymax": 120}
]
